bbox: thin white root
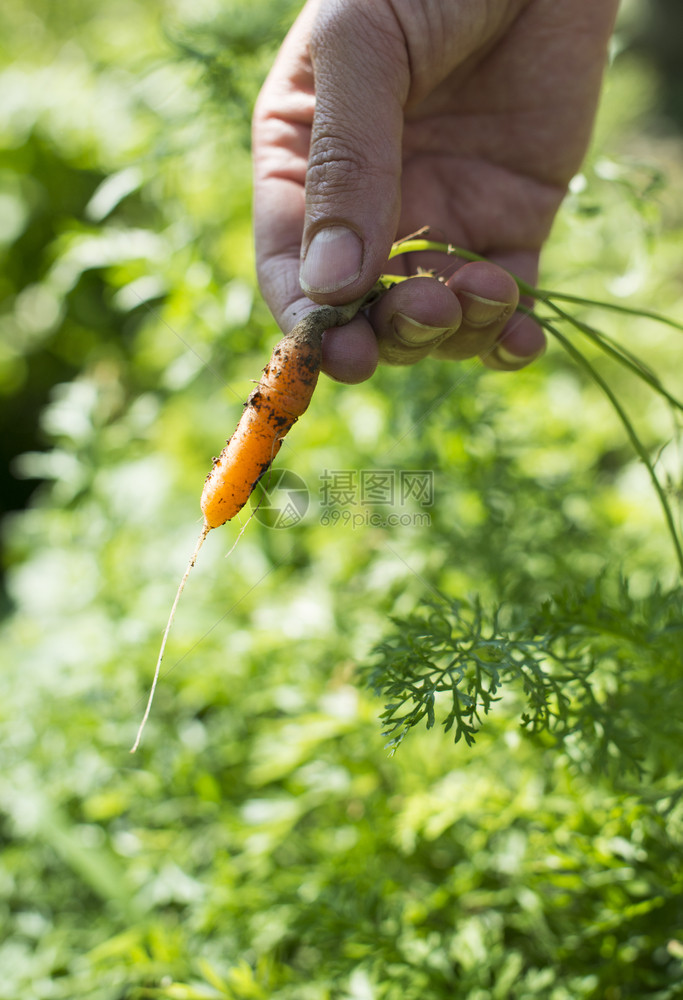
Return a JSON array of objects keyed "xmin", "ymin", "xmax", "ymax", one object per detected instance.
[{"xmin": 130, "ymin": 523, "xmax": 210, "ymax": 753}]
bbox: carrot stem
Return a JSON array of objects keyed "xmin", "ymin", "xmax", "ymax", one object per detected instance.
[
  {"xmin": 389, "ymin": 237, "xmax": 683, "ymax": 334},
  {"xmin": 536, "ymin": 291, "xmax": 683, "ymax": 334},
  {"xmin": 387, "ymin": 239, "xmax": 539, "ymax": 298},
  {"xmin": 388, "ymin": 233, "xmax": 683, "ymax": 572},
  {"xmin": 539, "ymin": 317, "xmax": 683, "ymax": 576}
]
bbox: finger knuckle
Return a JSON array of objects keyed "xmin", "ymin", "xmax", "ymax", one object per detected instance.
[{"xmin": 306, "ymin": 141, "xmax": 368, "ymax": 199}]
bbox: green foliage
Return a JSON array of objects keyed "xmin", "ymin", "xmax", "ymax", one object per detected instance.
[
  {"xmin": 362, "ymin": 581, "xmax": 683, "ymax": 775},
  {"xmin": 2, "ymin": 0, "xmax": 683, "ymax": 998},
  {"xmin": 166, "ymin": 0, "xmax": 303, "ymax": 145}
]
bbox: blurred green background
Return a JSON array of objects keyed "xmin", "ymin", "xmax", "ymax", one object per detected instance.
[{"xmin": 1, "ymin": 1, "xmax": 683, "ymax": 997}]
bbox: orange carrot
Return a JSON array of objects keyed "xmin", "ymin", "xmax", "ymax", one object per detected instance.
[
  {"xmin": 203, "ymin": 307, "xmax": 326, "ymax": 528},
  {"xmin": 130, "ymin": 296, "xmax": 371, "ymax": 752}
]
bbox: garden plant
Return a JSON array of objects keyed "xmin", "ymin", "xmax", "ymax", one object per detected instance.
[{"xmin": 1, "ymin": 1, "xmax": 683, "ymax": 998}]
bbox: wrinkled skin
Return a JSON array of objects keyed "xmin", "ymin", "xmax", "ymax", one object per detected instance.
[{"xmin": 253, "ymin": 0, "xmax": 620, "ymax": 383}]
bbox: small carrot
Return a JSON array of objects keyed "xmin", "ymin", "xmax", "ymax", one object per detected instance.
[
  {"xmin": 130, "ymin": 294, "xmax": 374, "ymax": 752},
  {"xmin": 203, "ymin": 305, "xmax": 337, "ymax": 529}
]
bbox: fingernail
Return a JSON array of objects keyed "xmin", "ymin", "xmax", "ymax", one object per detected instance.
[
  {"xmin": 460, "ymin": 292, "xmax": 510, "ymax": 328},
  {"xmin": 300, "ymin": 226, "xmax": 363, "ymax": 294},
  {"xmin": 392, "ymin": 313, "xmax": 452, "ymax": 346},
  {"xmin": 495, "ymin": 344, "xmax": 545, "ymax": 366}
]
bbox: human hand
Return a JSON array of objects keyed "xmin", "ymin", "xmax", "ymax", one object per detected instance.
[{"xmin": 253, "ymin": 0, "xmax": 619, "ymax": 383}]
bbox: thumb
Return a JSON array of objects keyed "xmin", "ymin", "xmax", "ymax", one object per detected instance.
[{"xmin": 299, "ymin": 1, "xmax": 409, "ymax": 302}]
